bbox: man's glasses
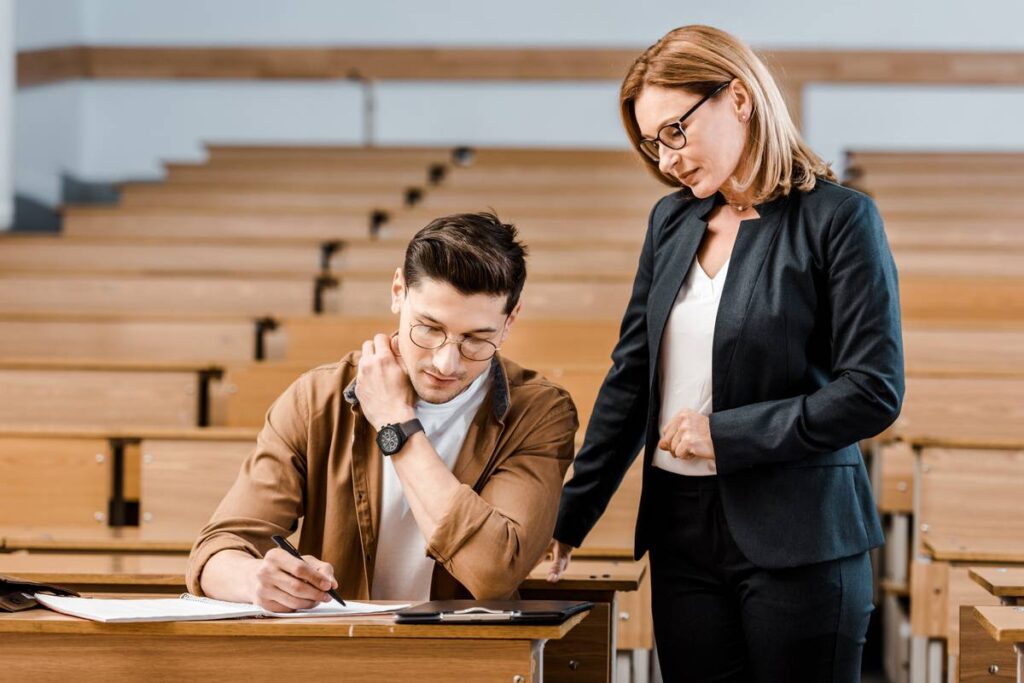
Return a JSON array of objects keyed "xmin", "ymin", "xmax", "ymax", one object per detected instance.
[
  {"xmin": 399, "ymin": 324, "xmax": 501, "ymax": 362},
  {"xmin": 637, "ymin": 81, "xmax": 731, "ymax": 162}
]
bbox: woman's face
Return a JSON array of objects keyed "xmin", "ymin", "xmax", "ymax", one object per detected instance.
[{"xmin": 634, "ymin": 83, "xmax": 751, "ymax": 199}]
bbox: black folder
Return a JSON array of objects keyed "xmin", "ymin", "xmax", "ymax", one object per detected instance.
[{"xmin": 395, "ymin": 599, "xmax": 593, "ymax": 625}]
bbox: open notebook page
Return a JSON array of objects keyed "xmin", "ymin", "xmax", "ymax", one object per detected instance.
[{"xmin": 34, "ymin": 593, "xmax": 409, "ymax": 624}]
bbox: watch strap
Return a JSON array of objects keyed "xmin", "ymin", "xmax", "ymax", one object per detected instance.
[{"xmin": 398, "ymin": 418, "xmax": 424, "ymax": 439}]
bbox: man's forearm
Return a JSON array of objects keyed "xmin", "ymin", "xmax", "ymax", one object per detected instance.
[
  {"xmin": 391, "ymin": 431, "xmax": 462, "ymax": 542},
  {"xmin": 198, "ymin": 549, "xmax": 260, "ymax": 602}
]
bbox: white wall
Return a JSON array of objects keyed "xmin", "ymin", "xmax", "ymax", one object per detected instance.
[
  {"xmin": 11, "ymin": 0, "xmax": 1024, "ymax": 210},
  {"xmin": 14, "ymin": 0, "xmax": 83, "ymax": 50},
  {"xmin": 78, "ymin": 0, "xmax": 1024, "ymax": 50},
  {"xmin": 0, "ymin": 0, "xmax": 14, "ymax": 229},
  {"xmin": 14, "ymin": 82, "xmax": 84, "ymax": 205},
  {"xmin": 804, "ymin": 84, "xmax": 1024, "ymax": 175},
  {"xmin": 78, "ymin": 81, "xmax": 366, "ymax": 180}
]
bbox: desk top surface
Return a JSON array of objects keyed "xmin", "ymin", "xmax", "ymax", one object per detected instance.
[
  {"xmin": 0, "ymin": 593, "xmax": 587, "ymax": 640},
  {"xmin": 972, "ymin": 605, "xmax": 1024, "ymax": 643},
  {"xmin": 923, "ymin": 535, "xmax": 1024, "ymax": 564},
  {"xmin": 969, "ymin": 567, "xmax": 1024, "ymax": 597}
]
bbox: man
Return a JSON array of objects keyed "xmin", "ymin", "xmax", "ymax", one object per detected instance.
[{"xmin": 187, "ymin": 212, "xmax": 578, "ymax": 611}]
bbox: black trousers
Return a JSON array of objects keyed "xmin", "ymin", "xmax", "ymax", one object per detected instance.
[{"xmin": 647, "ymin": 467, "xmax": 874, "ymax": 683}]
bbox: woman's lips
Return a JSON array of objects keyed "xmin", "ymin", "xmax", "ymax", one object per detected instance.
[{"xmin": 680, "ymin": 168, "xmax": 699, "ymax": 184}]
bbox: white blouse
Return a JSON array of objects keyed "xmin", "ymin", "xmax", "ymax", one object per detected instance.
[{"xmin": 653, "ymin": 255, "xmax": 731, "ymax": 476}]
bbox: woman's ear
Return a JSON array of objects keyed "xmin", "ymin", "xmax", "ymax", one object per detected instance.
[{"xmin": 729, "ymin": 79, "xmax": 753, "ymax": 122}]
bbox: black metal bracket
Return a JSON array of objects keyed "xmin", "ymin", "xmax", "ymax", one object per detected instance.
[
  {"xmin": 108, "ymin": 437, "xmax": 141, "ymax": 528},
  {"xmin": 253, "ymin": 316, "xmax": 279, "ymax": 361},
  {"xmin": 370, "ymin": 210, "xmax": 389, "ymax": 239},
  {"xmin": 319, "ymin": 240, "xmax": 344, "ymax": 273},
  {"xmin": 404, "ymin": 187, "xmax": 424, "ymax": 206},
  {"xmin": 346, "ymin": 70, "xmax": 376, "ymax": 147},
  {"xmin": 197, "ymin": 367, "xmax": 224, "ymax": 427},
  {"xmin": 427, "ymin": 163, "xmax": 447, "ymax": 185},
  {"xmin": 453, "ymin": 146, "xmax": 475, "ymax": 166},
  {"xmin": 313, "ymin": 274, "xmax": 340, "ymax": 314}
]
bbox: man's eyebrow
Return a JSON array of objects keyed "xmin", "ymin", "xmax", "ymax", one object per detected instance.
[{"xmin": 417, "ymin": 313, "xmax": 498, "ymax": 335}]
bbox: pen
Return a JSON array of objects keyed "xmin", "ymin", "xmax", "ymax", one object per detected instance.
[{"xmin": 271, "ymin": 535, "xmax": 346, "ymax": 606}]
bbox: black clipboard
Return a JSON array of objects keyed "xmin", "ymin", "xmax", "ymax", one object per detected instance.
[{"xmin": 394, "ymin": 599, "xmax": 593, "ymax": 625}]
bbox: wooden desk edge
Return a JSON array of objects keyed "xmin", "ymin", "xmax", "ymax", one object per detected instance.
[
  {"xmin": 0, "ymin": 604, "xmax": 588, "ymax": 641},
  {"xmin": 969, "ymin": 567, "xmax": 1024, "ymax": 598},
  {"xmin": 972, "ymin": 605, "xmax": 1024, "ymax": 644}
]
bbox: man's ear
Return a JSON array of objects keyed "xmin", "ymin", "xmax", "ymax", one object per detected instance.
[
  {"xmin": 391, "ymin": 268, "xmax": 404, "ymax": 315},
  {"xmin": 499, "ymin": 300, "xmax": 523, "ymax": 346}
]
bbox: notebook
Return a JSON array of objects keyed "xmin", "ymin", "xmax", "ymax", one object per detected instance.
[{"xmin": 34, "ymin": 593, "xmax": 409, "ymax": 624}]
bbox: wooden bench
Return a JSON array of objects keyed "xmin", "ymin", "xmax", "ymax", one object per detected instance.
[
  {"xmin": 203, "ymin": 143, "xmax": 455, "ymax": 165},
  {"xmin": 63, "ymin": 206, "xmax": 374, "ymax": 241},
  {"xmin": 906, "ymin": 446, "xmax": 1024, "ymax": 680},
  {"xmin": 965, "ymin": 606, "xmax": 1024, "ymax": 682},
  {"xmin": 0, "ymin": 312, "xmax": 271, "ymax": 362},
  {"xmin": 164, "ymin": 161, "xmax": 435, "ymax": 188},
  {"xmin": 0, "ymin": 271, "xmax": 323, "ymax": 316},
  {"xmin": 0, "ymin": 435, "xmax": 113, "ymax": 528},
  {"xmin": 0, "ymin": 426, "xmax": 258, "ymax": 533},
  {"xmin": 116, "ymin": 183, "xmax": 411, "ymax": 211},
  {"xmin": 0, "ymin": 234, "xmax": 326, "ymax": 275},
  {"xmin": 0, "ymin": 359, "xmax": 221, "ymax": 428}
]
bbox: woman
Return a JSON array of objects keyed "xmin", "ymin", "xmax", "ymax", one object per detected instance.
[{"xmin": 547, "ymin": 25, "xmax": 904, "ymax": 682}]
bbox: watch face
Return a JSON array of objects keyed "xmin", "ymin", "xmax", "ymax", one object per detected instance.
[{"xmin": 377, "ymin": 427, "xmax": 401, "ymax": 454}]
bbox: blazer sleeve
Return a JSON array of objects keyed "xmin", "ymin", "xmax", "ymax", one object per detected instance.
[
  {"xmin": 709, "ymin": 193, "xmax": 905, "ymax": 475},
  {"xmin": 553, "ymin": 200, "xmax": 663, "ymax": 548}
]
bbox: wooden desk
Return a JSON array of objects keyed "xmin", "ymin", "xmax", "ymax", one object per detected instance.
[
  {"xmin": 0, "ymin": 595, "xmax": 585, "ymax": 682},
  {"xmin": 971, "ymin": 606, "xmax": 1024, "ymax": 682},
  {"xmin": 0, "ymin": 527, "xmax": 193, "ymax": 554},
  {"xmin": 0, "ymin": 552, "xmax": 642, "ymax": 596},
  {"xmin": 924, "ymin": 535, "xmax": 1024, "ymax": 564},
  {"xmin": 0, "ymin": 553, "xmax": 644, "ymax": 683},
  {"xmin": 971, "ymin": 567, "xmax": 1024, "ymax": 603}
]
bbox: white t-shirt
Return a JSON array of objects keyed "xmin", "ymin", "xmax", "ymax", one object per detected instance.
[
  {"xmin": 370, "ymin": 368, "xmax": 491, "ymax": 600},
  {"xmin": 653, "ymin": 256, "xmax": 730, "ymax": 477}
]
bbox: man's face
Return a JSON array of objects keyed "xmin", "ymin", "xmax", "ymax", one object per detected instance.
[{"xmin": 390, "ymin": 270, "xmax": 520, "ymax": 405}]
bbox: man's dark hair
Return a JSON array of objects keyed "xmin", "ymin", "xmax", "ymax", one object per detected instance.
[{"xmin": 402, "ymin": 212, "xmax": 528, "ymax": 315}]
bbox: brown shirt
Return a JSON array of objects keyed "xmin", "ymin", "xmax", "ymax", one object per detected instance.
[{"xmin": 186, "ymin": 352, "xmax": 578, "ymax": 600}]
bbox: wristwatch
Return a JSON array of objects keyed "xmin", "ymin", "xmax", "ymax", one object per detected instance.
[{"xmin": 376, "ymin": 418, "xmax": 424, "ymax": 456}]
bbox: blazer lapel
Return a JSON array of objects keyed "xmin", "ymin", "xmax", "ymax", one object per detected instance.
[
  {"xmin": 712, "ymin": 199, "xmax": 786, "ymax": 409},
  {"xmin": 647, "ymin": 195, "xmax": 716, "ymax": 380}
]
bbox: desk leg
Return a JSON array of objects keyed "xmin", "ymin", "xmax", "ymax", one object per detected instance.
[
  {"xmin": 520, "ymin": 589, "xmax": 613, "ymax": 683},
  {"xmin": 1015, "ymin": 643, "xmax": 1022, "ymax": 683},
  {"xmin": 533, "ymin": 638, "xmax": 547, "ymax": 683}
]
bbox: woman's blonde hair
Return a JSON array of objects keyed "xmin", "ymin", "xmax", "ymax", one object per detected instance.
[{"xmin": 621, "ymin": 25, "xmax": 836, "ymax": 202}]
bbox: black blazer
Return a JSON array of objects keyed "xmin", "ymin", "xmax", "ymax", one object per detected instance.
[{"xmin": 555, "ymin": 179, "xmax": 904, "ymax": 569}]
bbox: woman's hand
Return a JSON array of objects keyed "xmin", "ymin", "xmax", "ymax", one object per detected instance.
[
  {"xmin": 546, "ymin": 539, "xmax": 575, "ymax": 582},
  {"xmin": 658, "ymin": 409, "xmax": 715, "ymax": 461}
]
